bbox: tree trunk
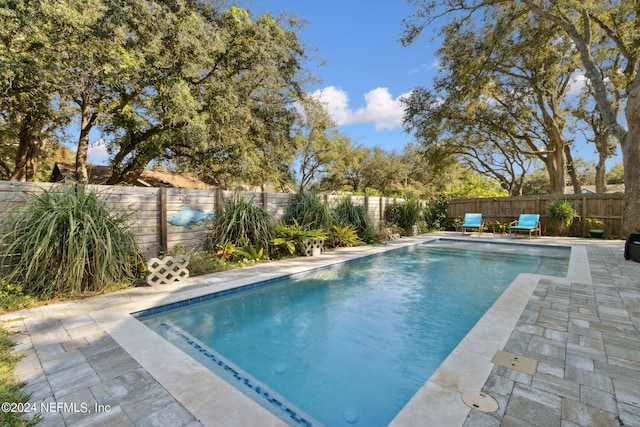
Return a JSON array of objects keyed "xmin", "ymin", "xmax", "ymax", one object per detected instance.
[
  {"xmin": 106, "ymin": 161, "xmax": 145, "ymax": 185},
  {"xmin": 10, "ymin": 138, "xmax": 28, "ymax": 181},
  {"xmin": 564, "ymin": 145, "xmax": 581, "ymax": 194},
  {"xmin": 622, "ymin": 78, "xmax": 640, "ymax": 235},
  {"xmin": 536, "ymin": 91, "xmax": 566, "ymax": 194},
  {"xmin": 594, "ymin": 130, "xmax": 609, "ymax": 193},
  {"xmin": 523, "ymin": 2, "xmax": 636, "ymax": 232},
  {"xmin": 542, "ymin": 156, "xmax": 560, "ymax": 195},
  {"xmin": 76, "ymin": 96, "xmax": 98, "ymax": 184},
  {"xmin": 25, "ymin": 135, "xmax": 47, "ymax": 182},
  {"xmin": 10, "ymin": 117, "xmax": 43, "ymax": 182}
]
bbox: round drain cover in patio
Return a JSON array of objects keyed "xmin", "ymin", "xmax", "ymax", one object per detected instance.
[{"xmin": 461, "ymin": 391, "xmax": 499, "ymax": 412}]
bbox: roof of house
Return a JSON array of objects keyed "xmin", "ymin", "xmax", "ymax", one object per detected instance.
[
  {"xmin": 564, "ymin": 184, "xmax": 625, "ymax": 194},
  {"xmin": 50, "ymin": 163, "xmax": 217, "ymax": 190}
]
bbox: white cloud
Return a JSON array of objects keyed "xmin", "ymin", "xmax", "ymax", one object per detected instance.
[
  {"xmin": 567, "ymin": 73, "xmax": 587, "ymax": 97},
  {"xmin": 88, "ymin": 139, "xmax": 110, "ymax": 164},
  {"xmin": 355, "ymin": 88, "xmax": 411, "ymax": 130},
  {"xmin": 310, "ymin": 86, "xmax": 353, "ymax": 125},
  {"xmin": 310, "ymin": 86, "xmax": 411, "ymax": 131},
  {"xmin": 409, "ymin": 60, "xmax": 440, "ymax": 75}
]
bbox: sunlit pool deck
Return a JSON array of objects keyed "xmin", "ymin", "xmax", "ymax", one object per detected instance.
[{"xmin": 2, "ymin": 232, "xmax": 640, "ymax": 426}]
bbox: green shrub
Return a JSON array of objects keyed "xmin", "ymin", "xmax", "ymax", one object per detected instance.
[
  {"xmin": 327, "ymin": 223, "xmax": 362, "ymax": 247},
  {"xmin": 358, "ymin": 226, "xmax": 381, "ymax": 244},
  {"xmin": 272, "ymin": 220, "xmax": 329, "ymax": 256},
  {"xmin": 585, "ymin": 218, "xmax": 605, "ymax": 229},
  {"xmin": 234, "ymin": 245, "xmax": 268, "ymax": 263},
  {"xmin": 272, "ymin": 220, "xmax": 306, "ymax": 256},
  {"xmin": 384, "ymin": 203, "xmax": 402, "ymax": 229},
  {"xmin": 0, "ymin": 279, "xmax": 37, "ymax": 313},
  {"xmin": 0, "ymin": 326, "xmax": 41, "ymax": 426},
  {"xmin": 1, "ymin": 185, "xmax": 139, "ymax": 298},
  {"xmin": 548, "ymin": 199, "xmax": 577, "ymax": 235},
  {"xmin": 284, "ymin": 191, "xmax": 332, "ymax": 231},
  {"xmin": 384, "ymin": 198, "xmax": 422, "ymax": 233},
  {"xmin": 332, "ymin": 196, "xmax": 374, "ymax": 239},
  {"xmin": 208, "ymin": 192, "xmax": 274, "ymax": 250},
  {"xmin": 423, "ymin": 196, "xmax": 449, "ymax": 230}
]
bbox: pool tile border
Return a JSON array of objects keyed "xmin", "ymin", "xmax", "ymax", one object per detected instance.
[{"xmin": 160, "ymin": 322, "xmax": 314, "ymax": 427}]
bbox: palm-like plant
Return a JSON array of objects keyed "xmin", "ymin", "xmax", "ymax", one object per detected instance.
[
  {"xmin": 272, "ymin": 220, "xmax": 327, "ymax": 256},
  {"xmin": 328, "ymin": 223, "xmax": 362, "ymax": 247}
]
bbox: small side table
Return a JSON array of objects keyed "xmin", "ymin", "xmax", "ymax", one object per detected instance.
[{"xmin": 624, "ymin": 233, "xmax": 640, "ymax": 262}]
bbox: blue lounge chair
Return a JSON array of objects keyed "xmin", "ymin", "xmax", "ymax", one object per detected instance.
[
  {"xmin": 461, "ymin": 213, "xmax": 484, "ymax": 235},
  {"xmin": 510, "ymin": 214, "xmax": 541, "ymax": 239}
]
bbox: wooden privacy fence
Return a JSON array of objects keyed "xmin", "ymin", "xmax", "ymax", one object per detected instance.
[
  {"xmin": 448, "ymin": 193, "xmax": 625, "ymax": 238},
  {"xmin": 0, "ymin": 181, "xmax": 404, "ymax": 257}
]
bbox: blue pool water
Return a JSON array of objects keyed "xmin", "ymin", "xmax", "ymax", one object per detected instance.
[{"xmin": 138, "ymin": 240, "xmax": 569, "ymax": 426}]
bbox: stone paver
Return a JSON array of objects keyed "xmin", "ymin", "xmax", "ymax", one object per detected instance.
[
  {"xmin": 1, "ymin": 235, "xmax": 639, "ymax": 426},
  {"xmin": 465, "ymin": 240, "xmax": 640, "ymax": 427},
  {"xmin": 2, "ymin": 301, "xmax": 201, "ymax": 426}
]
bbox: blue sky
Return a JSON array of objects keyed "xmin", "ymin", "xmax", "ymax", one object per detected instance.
[{"xmin": 255, "ymin": 0, "xmax": 434, "ymax": 153}]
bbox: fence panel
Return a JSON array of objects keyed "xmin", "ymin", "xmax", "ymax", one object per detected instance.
[
  {"xmin": 266, "ymin": 192, "xmax": 293, "ymax": 221},
  {"xmin": 165, "ymin": 188, "xmax": 217, "ymax": 253},
  {"xmin": 1, "ymin": 181, "xmax": 410, "ymax": 257},
  {"xmin": 448, "ymin": 193, "xmax": 624, "ymax": 237}
]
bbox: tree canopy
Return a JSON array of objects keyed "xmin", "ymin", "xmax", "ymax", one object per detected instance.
[
  {"xmin": 403, "ymin": 0, "xmax": 640, "ymax": 233},
  {"xmin": 1, "ymin": 0, "xmax": 309, "ymax": 188}
]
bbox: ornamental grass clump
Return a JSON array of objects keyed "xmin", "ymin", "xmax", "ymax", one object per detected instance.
[
  {"xmin": 283, "ymin": 191, "xmax": 332, "ymax": 231},
  {"xmin": 332, "ymin": 196, "xmax": 374, "ymax": 240},
  {"xmin": 384, "ymin": 197, "xmax": 422, "ymax": 234},
  {"xmin": 1, "ymin": 185, "xmax": 139, "ymax": 298},
  {"xmin": 208, "ymin": 192, "xmax": 274, "ymax": 252}
]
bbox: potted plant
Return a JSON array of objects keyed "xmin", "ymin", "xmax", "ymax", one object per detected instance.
[
  {"xmin": 547, "ymin": 199, "xmax": 578, "ymax": 236},
  {"xmin": 585, "ymin": 218, "xmax": 605, "ymax": 238},
  {"xmin": 489, "ymin": 220, "xmax": 508, "ymax": 235}
]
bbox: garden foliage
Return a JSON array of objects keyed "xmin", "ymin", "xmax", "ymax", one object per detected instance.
[
  {"xmin": 1, "ymin": 185, "xmax": 139, "ymax": 298},
  {"xmin": 208, "ymin": 193, "xmax": 275, "ymax": 252},
  {"xmin": 548, "ymin": 199, "xmax": 578, "ymax": 235}
]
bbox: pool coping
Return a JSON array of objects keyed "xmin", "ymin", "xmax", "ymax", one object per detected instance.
[{"xmin": 91, "ymin": 234, "xmax": 587, "ymax": 427}]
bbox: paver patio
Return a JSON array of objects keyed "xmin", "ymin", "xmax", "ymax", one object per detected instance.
[{"xmin": 1, "ymin": 233, "xmax": 639, "ymax": 426}]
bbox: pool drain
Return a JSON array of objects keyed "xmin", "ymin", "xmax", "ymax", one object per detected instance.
[
  {"xmin": 461, "ymin": 391, "xmax": 499, "ymax": 413},
  {"xmin": 343, "ymin": 407, "xmax": 359, "ymax": 424}
]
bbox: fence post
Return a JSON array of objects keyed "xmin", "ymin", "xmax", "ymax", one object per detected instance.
[
  {"xmin": 364, "ymin": 195, "xmax": 370, "ymax": 223},
  {"xmin": 216, "ymin": 189, "xmax": 224, "ymax": 217},
  {"xmin": 537, "ymin": 197, "xmax": 543, "ymax": 233},
  {"xmin": 582, "ymin": 195, "xmax": 588, "ymax": 237},
  {"xmin": 159, "ymin": 188, "xmax": 167, "ymax": 254}
]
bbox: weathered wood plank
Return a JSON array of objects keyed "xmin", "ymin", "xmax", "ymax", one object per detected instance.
[{"xmin": 448, "ymin": 193, "xmax": 624, "ymax": 237}]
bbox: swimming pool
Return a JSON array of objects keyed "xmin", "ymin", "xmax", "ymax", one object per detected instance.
[{"xmin": 137, "ymin": 240, "xmax": 569, "ymax": 426}]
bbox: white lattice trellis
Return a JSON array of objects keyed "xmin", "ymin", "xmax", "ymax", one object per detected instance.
[{"xmin": 146, "ymin": 255, "xmax": 190, "ymax": 285}]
